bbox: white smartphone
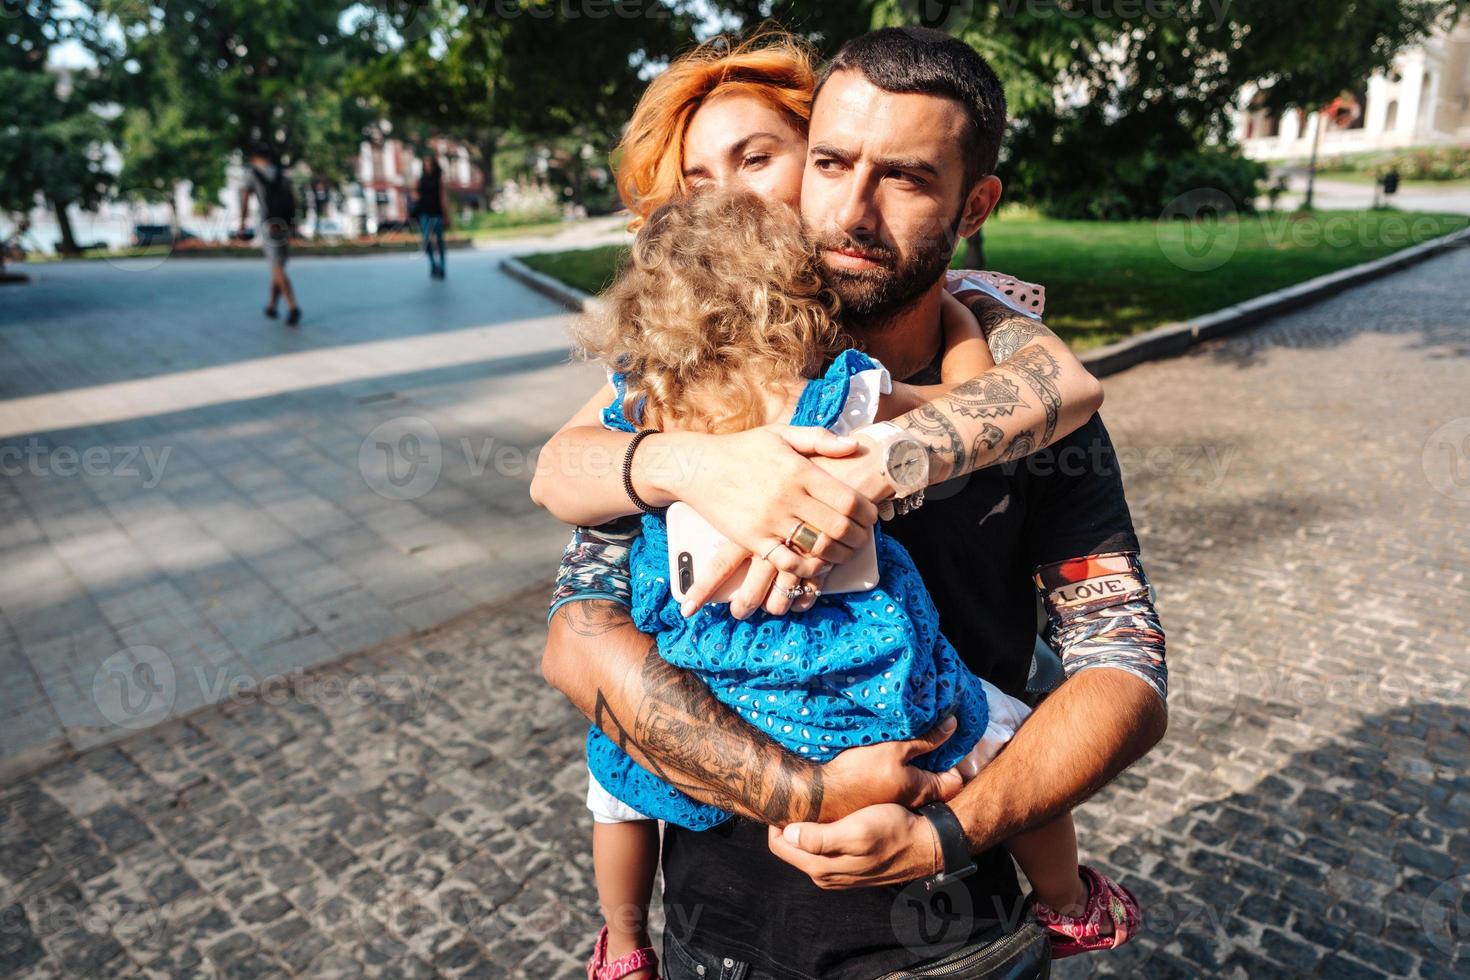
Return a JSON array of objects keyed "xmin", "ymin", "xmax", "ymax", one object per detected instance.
[{"xmin": 665, "ymin": 501, "xmax": 880, "ymax": 604}]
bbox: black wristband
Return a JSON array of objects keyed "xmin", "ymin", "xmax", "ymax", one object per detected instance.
[
  {"xmin": 621, "ymin": 429, "xmax": 667, "ymax": 517},
  {"xmin": 917, "ymin": 801, "xmax": 977, "ymax": 890}
]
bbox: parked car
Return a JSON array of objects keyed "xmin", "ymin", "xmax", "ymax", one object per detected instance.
[
  {"xmin": 310, "ymin": 218, "xmax": 348, "ymax": 241},
  {"xmin": 132, "ymin": 225, "xmax": 199, "ymax": 248},
  {"xmin": 373, "ymin": 219, "xmax": 413, "ymax": 236}
]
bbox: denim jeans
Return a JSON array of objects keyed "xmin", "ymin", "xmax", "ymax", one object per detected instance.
[
  {"xmin": 419, "ymin": 215, "xmax": 445, "ymax": 273},
  {"xmin": 661, "ymin": 924, "xmax": 1051, "ymax": 980}
]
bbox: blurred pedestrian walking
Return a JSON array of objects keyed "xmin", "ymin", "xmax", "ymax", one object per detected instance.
[
  {"xmin": 239, "ymin": 145, "xmax": 303, "ymax": 326},
  {"xmin": 415, "ymin": 153, "xmax": 450, "ymax": 279}
]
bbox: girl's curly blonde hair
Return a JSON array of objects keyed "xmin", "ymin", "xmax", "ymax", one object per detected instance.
[{"xmin": 575, "ymin": 191, "xmax": 848, "ymax": 435}]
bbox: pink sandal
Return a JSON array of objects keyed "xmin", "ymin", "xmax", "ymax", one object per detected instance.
[
  {"xmin": 1030, "ymin": 865, "xmax": 1142, "ymax": 959},
  {"xmin": 586, "ymin": 926, "xmax": 659, "ymax": 980}
]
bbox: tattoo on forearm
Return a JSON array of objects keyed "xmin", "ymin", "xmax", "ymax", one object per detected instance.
[
  {"xmin": 562, "ymin": 599, "xmax": 630, "ymax": 638},
  {"xmin": 1000, "ymin": 428, "xmax": 1037, "ymax": 462},
  {"xmin": 1003, "ymin": 345, "xmax": 1063, "ymax": 446},
  {"xmin": 596, "ymin": 642, "xmax": 823, "ymax": 823},
  {"xmin": 971, "ymin": 423, "xmax": 1004, "ymax": 462},
  {"xmin": 944, "ymin": 373, "xmax": 1024, "ymax": 419},
  {"xmin": 899, "ymin": 403, "xmax": 966, "ymax": 481}
]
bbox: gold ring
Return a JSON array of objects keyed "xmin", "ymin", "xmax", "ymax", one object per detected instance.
[
  {"xmin": 761, "ymin": 542, "xmax": 782, "ymax": 561},
  {"xmin": 789, "ymin": 521, "xmax": 821, "ymax": 554}
]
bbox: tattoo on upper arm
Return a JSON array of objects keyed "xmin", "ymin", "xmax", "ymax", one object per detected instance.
[
  {"xmin": 593, "ymin": 642, "xmax": 823, "ymax": 823},
  {"xmin": 560, "ymin": 599, "xmax": 630, "ymax": 638},
  {"xmin": 1003, "ymin": 345, "xmax": 1063, "ymax": 446},
  {"xmin": 900, "ymin": 403, "xmax": 967, "ymax": 479},
  {"xmin": 960, "ymin": 296, "xmax": 1052, "ymax": 364}
]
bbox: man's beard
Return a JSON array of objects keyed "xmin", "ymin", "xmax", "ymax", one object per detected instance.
[{"xmin": 809, "ymin": 221, "xmax": 958, "ymax": 332}]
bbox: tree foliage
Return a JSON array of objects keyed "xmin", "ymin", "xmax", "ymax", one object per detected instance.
[
  {"xmin": 355, "ymin": 0, "xmax": 693, "ymax": 200},
  {"xmin": 95, "ymin": 0, "xmax": 378, "ymax": 196},
  {"xmin": 872, "ymin": 0, "xmax": 1470, "ymax": 218},
  {"xmin": 1, "ymin": 2, "xmax": 113, "ymax": 251}
]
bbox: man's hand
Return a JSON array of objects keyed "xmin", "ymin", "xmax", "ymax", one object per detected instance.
[
  {"xmin": 768, "ymin": 803, "xmax": 934, "ymax": 890},
  {"xmin": 817, "ymin": 715, "xmax": 964, "ymax": 820},
  {"xmin": 546, "ymin": 605, "xmax": 961, "ymax": 825}
]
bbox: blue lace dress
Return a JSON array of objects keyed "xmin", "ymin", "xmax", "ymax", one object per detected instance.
[{"xmin": 585, "ymin": 349, "xmax": 989, "ymax": 830}]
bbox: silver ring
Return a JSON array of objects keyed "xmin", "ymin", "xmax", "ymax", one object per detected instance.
[{"xmin": 783, "ymin": 584, "xmax": 813, "ymax": 600}]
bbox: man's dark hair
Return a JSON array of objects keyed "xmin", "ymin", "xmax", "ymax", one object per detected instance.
[{"xmin": 815, "ymin": 27, "xmax": 1007, "ymax": 185}]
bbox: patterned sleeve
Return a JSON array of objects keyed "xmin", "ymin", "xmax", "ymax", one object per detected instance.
[
  {"xmin": 1034, "ymin": 552, "xmax": 1167, "ymax": 703},
  {"xmin": 547, "ymin": 516, "xmax": 640, "ymax": 623}
]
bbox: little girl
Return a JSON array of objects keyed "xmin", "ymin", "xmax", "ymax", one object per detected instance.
[{"xmin": 573, "ymin": 191, "xmax": 1139, "ymax": 979}]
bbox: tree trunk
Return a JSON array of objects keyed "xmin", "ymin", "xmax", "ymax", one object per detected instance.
[
  {"xmin": 51, "ymin": 199, "xmax": 79, "ymax": 256},
  {"xmin": 476, "ymin": 131, "xmax": 499, "ymax": 210},
  {"xmin": 1304, "ymin": 108, "xmax": 1323, "ymax": 211},
  {"xmin": 964, "ymin": 227, "xmax": 985, "ymax": 269}
]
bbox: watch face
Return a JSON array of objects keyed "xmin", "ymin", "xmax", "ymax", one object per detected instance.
[{"xmin": 885, "ymin": 439, "xmax": 929, "ymax": 496}]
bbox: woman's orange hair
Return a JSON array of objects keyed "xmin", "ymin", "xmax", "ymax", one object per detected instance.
[{"xmin": 614, "ymin": 31, "xmax": 816, "ymax": 229}]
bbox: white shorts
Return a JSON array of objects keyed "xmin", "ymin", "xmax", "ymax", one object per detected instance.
[
  {"xmin": 959, "ymin": 678, "xmax": 1033, "ymax": 778},
  {"xmin": 587, "ymin": 770, "xmax": 654, "ymax": 824},
  {"xmin": 583, "ymin": 678, "xmax": 1033, "ymax": 825}
]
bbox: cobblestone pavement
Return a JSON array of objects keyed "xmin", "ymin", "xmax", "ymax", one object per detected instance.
[
  {"xmin": 0, "ymin": 244, "xmax": 608, "ymax": 775},
  {"xmin": 2, "ymin": 246, "xmax": 1468, "ymax": 978}
]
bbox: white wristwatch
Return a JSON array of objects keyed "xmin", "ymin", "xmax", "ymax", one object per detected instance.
[{"xmin": 853, "ymin": 421, "xmax": 930, "ymax": 501}]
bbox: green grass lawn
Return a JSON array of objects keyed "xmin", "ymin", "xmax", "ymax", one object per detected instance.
[
  {"xmin": 467, "ymin": 219, "xmax": 569, "ymax": 241},
  {"xmin": 520, "ymin": 209, "xmax": 1469, "ymax": 350},
  {"xmin": 1314, "ymin": 170, "xmax": 1470, "ymax": 190}
]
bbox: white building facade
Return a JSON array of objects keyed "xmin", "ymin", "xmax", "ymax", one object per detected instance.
[{"xmin": 1234, "ymin": 16, "xmax": 1470, "ymax": 160}]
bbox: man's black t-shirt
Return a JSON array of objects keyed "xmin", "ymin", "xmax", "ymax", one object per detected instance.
[{"xmin": 659, "ymin": 413, "xmax": 1139, "ymax": 979}]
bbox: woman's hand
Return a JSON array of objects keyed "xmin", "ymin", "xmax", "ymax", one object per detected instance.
[
  {"xmin": 679, "ymin": 542, "xmax": 827, "ymax": 618},
  {"xmin": 677, "ymin": 425, "xmax": 880, "ymax": 583},
  {"xmin": 678, "ymin": 432, "xmax": 896, "ymax": 617}
]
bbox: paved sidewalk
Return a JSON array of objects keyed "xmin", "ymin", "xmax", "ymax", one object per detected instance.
[
  {"xmin": 0, "ymin": 247, "xmax": 606, "ymax": 776},
  {"xmin": 1, "ymin": 246, "xmax": 1467, "ymax": 977}
]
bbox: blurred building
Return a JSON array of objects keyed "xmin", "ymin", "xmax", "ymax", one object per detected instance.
[
  {"xmin": 1234, "ymin": 16, "xmax": 1470, "ymax": 160},
  {"xmin": 10, "ymin": 133, "xmax": 490, "ymax": 254},
  {"xmin": 346, "ymin": 136, "xmax": 485, "ymax": 232},
  {"xmin": 224, "ymin": 134, "xmax": 486, "ymax": 237}
]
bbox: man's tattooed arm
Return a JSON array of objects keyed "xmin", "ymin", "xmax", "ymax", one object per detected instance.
[
  {"xmin": 548, "ymin": 599, "xmax": 824, "ymax": 824},
  {"xmin": 1004, "ymin": 345, "xmax": 1063, "ymax": 446},
  {"xmin": 972, "ymin": 300, "xmax": 1050, "ymax": 363},
  {"xmin": 890, "ymin": 289, "xmax": 1101, "ymax": 480}
]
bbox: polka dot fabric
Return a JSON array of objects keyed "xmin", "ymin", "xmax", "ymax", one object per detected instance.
[
  {"xmin": 945, "ymin": 269, "xmax": 1047, "ymax": 316},
  {"xmin": 586, "ymin": 348, "xmax": 991, "ymax": 831}
]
